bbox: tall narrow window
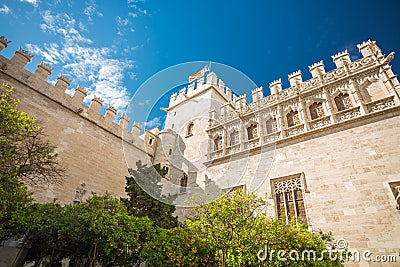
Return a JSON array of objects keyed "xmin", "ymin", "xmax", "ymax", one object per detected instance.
[
  {"xmin": 266, "ymin": 118, "xmax": 277, "ymax": 134},
  {"xmin": 230, "ymin": 130, "xmax": 239, "ymax": 146},
  {"xmin": 214, "ymin": 136, "xmax": 223, "ymax": 150},
  {"xmin": 247, "ymin": 123, "xmax": 258, "ymax": 140},
  {"xmin": 286, "ymin": 110, "xmax": 300, "ymax": 127},
  {"xmin": 272, "ymin": 175, "xmax": 307, "ymax": 224},
  {"xmin": 180, "ymin": 173, "xmax": 188, "ymax": 193},
  {"xmin": 187, "ymin": 122, "xmax": 194, "ymax": 137},
  {"xmin": 309, "ymin": 102, "xmax": 325, "ymax": 120},
  {"xmin": 334, "ymin": 93, "xmax": 352, "ymax": 112}
]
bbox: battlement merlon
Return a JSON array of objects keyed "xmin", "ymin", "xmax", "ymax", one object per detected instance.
[
  {"xmin": 331, "ymin": 50, "xmax": 351, "ymax": 68},
  {"xmin": 55, "ymin": 74, "xmax": 72, "ymax": 96},
  {"xmin": 131, "ymin": 121, "xmax": 142, "ymax": 136},
  {"xmin": 0, "ymin": 36, "xmax": 11, "ymax": 52},
  {"xmin": 119, "ymin": 113, "xmax": 130, "ymax": 130},
  {"xmin": 269, "ymin": 78, "xmax": 282, "ymax": 95},
  {"xmin": 235, "ymin": 94, "xmax": 247, "ymax": 109},
  {"xmin": 288, "ymin": 70, "xmax": 302, "ymax": 87},
  {"xmin": 34, "ymin": 62, "xmax": 54, "ymax": 81},
  {"xmin": 357, "ymin": 40, "xmax": 383, "ymax": 59},
  {"xmin": 88, "ymin": 95, "xmax": 104, "ymax": 117},
  {"xmin": 308, "ymin": 60, "xmax": 326, "ymax": 78},
  {"xmin": 9, "ymin": 48, "xmax": 34, "ymax": 71},
  {"xmin": 251, "ymin": 86, "xmax": 264, "ymax": 102},
  {"xmin": 72, "ymin": 85, "xmax": 88, "ymax": 107},
  {"xmin": 105, "ymin": 105, "xmax": 118, "ymax": 124}
]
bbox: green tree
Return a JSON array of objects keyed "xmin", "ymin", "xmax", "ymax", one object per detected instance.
[
  {"xmin": 122, "ymin": 160, "xmax": 178, "ymax": 229},
  {"xmin": 0, "ymin": 82, "xmax": 64, "ymax": 239},
  {"xmin": 141, "ymin": 227, "xmax": 218, "ymax": 267},
  {"xmin": 16, "ymin": 193, "xmax": 154, "ymax": 267},
  {"xmin": 186, "ymin": 190, "xmax": 269, "ymax": 267},
  {"xmin": 186, "ymin": 190, "xmax": 343, "ymax": 267}
]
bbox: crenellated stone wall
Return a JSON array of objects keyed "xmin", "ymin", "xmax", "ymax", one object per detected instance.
[{"xmin": 0, "ymin": 36, "xmax": 156, "ymax": 204}]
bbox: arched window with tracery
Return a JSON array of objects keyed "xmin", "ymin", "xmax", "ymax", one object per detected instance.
[
  {"xmin": 214, "ymin": 135, "xmax": 223, "ymax": 150},
  {"xmin": 334, "ymin": 93, "xmax": 352, "ymax": 112},
  {"xmin": 180, "ymin": 173, "xmax": 188, "ymax": 193},
  {"xmin": 286, "ymin": 110, "xmax": 300, "ymax": 127},
  {"xmin": 230, "ymin": 130, "xmax": 239, "ymax": 146},
  {"xmin": 309, "ymin": 102, "xmax": 324, "ymax": 120},
  {"xmin": 247, "ymin": 123, "xmax": 258, "ymax": 140},
  {"xmin": 187, "ymin": 122, "xmax": 194, "ymax": 136},
  {"xmin": 266, "ymin": 117, "xmax": 277, "ymax": 134}
]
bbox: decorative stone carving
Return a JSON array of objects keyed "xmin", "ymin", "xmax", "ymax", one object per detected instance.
[
  {"xmin": 336, "ymin": 107, "xmax": 361, "ymax": 122},
  {"xmin": 309, "ymin": 116, "xmax": 331, "ymax": 130},
  {"xmin": 367, "ymin": 96, "xmax": 395, "ymax": 113},
  {"xmin": 285, "ymin": 124, "xmax": 304, "ymax": 137},
  {"xmin": 274, "ymin": 177, "xmax": 302, "ymax": 194}
]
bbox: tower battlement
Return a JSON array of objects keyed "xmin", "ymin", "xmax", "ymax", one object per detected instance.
[{"xmin": 167, "ymin": 71, "xmax": 238, "ymax": 109}]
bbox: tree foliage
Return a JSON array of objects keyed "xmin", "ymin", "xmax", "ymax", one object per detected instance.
[
  {"xmin": 0, "ymin": 82, "xmax": 63, "ymax": 239},
  {"xmin": 122, "ymin": 160, "xmax": 178, "ymax": 229},
  {"xmin": 15, "ymin": 193, "xmax": 154, "ymax": 267},
  {"xmin": 142, "ymin": 227, "xmax": 218, "ymax": 267},
  {"xmin": 186, "ymin": 190, "xmax": 344, "ymax": 267},
  {"xmin": 0, "ymin": 82, "xmax": 64, "ymax": 185}
]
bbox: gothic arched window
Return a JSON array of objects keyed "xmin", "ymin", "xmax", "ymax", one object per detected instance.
[
  {"xmin": 334, "ymin": 93, "xmax": 352, "ymax": 112},
  {"xmin": 230, "ymin": 130, "xmax": 239, "ymax": 146},
  {"xmin": 180, "ymin": 173, "xmax": 188, "ymax": 193},
  {"xmin": 187, "ymin": 122, "xmax": 194, "ymax": 136},
  {"xmin": 247, "ymin": 123, "xmax": 258, "ymax": 140},
  {"xmin": 266, "ymin": 118, "xmax": 277, "ymax": 134},
  {"xmin": 214, "ymin": 136, "xmax": 223, "ymax": 150},
  {"xmin": 286, "ymin": 110, "xmax": 300, "ymax": 128},
  {"xmin": 309, "ymin": 102, "xmax": 324, "ymax": 120}
]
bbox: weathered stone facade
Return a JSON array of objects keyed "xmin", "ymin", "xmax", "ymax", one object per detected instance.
[
  {"xmin": 1, "ymin": 35, "xmax": 399, "ymax": 266},
  {"xmin": 155, "ymin": 40, "xmax": 400, "ymax": 266}
]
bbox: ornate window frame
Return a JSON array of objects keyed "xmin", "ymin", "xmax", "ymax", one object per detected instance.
[
  {"xmin": 270, "ymin": 173, "xmax": 309, "ymax": 224},
  {"xmin": 334, "ymin": 92, "xmax": 353, "ymax": 112},
  {"xmin": 286, "ymin": 110, "xmax": 300, "ymax": 128},
  {"xmin": 309, "ymin": 102, "xmax": 325, "ymax": 120}
]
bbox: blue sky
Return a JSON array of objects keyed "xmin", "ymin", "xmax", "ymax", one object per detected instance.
[{"xmin": 1, "ymin": 0, "xmax": 400, "ymax": 129}]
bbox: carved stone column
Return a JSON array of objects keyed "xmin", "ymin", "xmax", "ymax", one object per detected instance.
[
  {"xmin": 298, "ymin": 96, "xmax": 310, "ymax": 131},
  {"xmin": 348, "ymin": 78, "xmax": 367, "ymax": 115},
  {"xmin": 322, "ymin": 88, "xmax": 337, "ymax": 123},
  {"xmin": 276, "ymin": 103, "xmax": 284, "ymax": 138}
]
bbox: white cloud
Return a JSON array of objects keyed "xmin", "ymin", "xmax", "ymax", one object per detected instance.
[
  {"xmin": 27, "ymin": 10, "xmax": 134, "ymax": 110},
  {"xmin": 128, "ymin": 12, "xmax": 138, "ymax": 18},
  {"xmin": 20, "ymin": 0, "xmax": 38, "ymax": 7},
  {"xmin": 138, "ymin": 99, "xmax": 151, "ymax": 106},
  {"xmin": 0, "ymin": 4, "xmax": 11, "ymax": 14},
  {"xmin": 116, "ymin": 16, "xmax": 130, "ymax": 26},
  {"xmin": 143, "ymin": 116, "xmax": 162, "ymax": 129}
]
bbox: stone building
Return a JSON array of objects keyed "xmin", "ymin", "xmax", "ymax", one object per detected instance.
[
  {"xmin": 0, "ymin": 35, "xmax": 400, "ymax": 266},
  {"xmin": 153, "ymin": 40, "xmax": 400, "ymax": 265}
]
